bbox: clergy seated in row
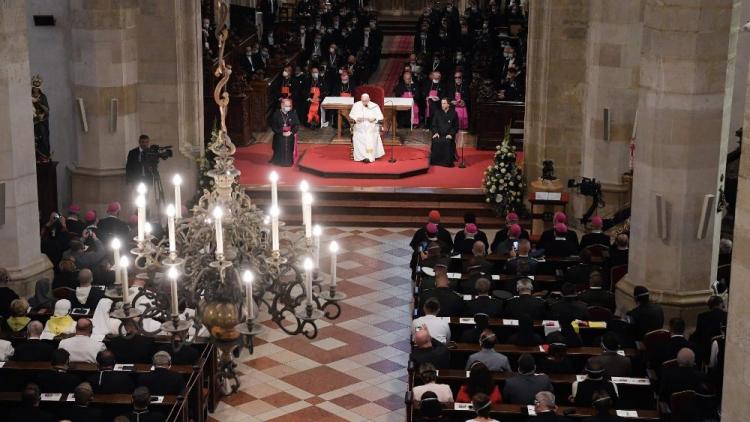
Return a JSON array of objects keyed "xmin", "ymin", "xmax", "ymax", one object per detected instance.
[
  {"xmin": 269, "ymin": 98, "xmax": 300, "ymax": 167},
  {"xmin": 453, "ymin": 213, "xmax": 490, "ymax": 254},
  {"xmin": 58, "ymin": 318, "xmax": 106, "ymax": 364},
  {"xmin": 540, "ymin": 212, "xmax": 580, "ymax": 250},
  {"xmin": 580, "ymin": 216, "xmax": 610, "ymax": 250},
  {"xmin": 588, "ymin": 332, "xmax": 633, "ymax": 378},
  {"xmin": 394, "ymin": 71, "xmax": 421, "ymax": 128},
  {"xmin": 570, "ymin": 360, "xmax": 619, "ymax": 407},
  {"xmin": 502, "ymin": 353, "xmax": 554, "ymax": 405},
  {"xmin": 564, "ymin": 249, "xmax": 601, "ymax": 286},
  {"xmin": 419, "ymin": 273, "xmax": 464, "ymax": 317},
  {"xmin": 350, "ymin": 93, "xmax": 385, "ymax": 163},
  {"xmin": 12, "ymin": 320, "xmax": 55, "ymax": 362},
  {"xmin": 577, "ymin": 271, "xmax": 616, "ymax": 312},
  {"xmin": 72, "ymin": 268, "xmax": 105, "ymax": 310},
  {"xmin": 465, "ymin": 278, "xmax": 503, "ymax": 317},
  {"xmin": 503, "ymin": 239, "xmax": 539, "ymax": 276},
  {"xmin": 429, "ymin": 98, "xmax": 458, "ymax": 167},
  {"xmin": 649, "ymin": 317, "xmax": 700, "ymax": 371},
  {"xmin": 490, "ymin": 212, "xmax": 530, "ymax": 253},
  {"xmin": 504, "ymin": 278, "xmax": 546, "ymax": 320}
]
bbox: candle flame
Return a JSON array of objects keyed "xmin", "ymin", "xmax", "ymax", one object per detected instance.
[
  {"xmin": 242, "ymin": 270, "xmax": 254, "ymax": 284},
  {"xmin": 299, "ymin": 180, "xmax": 310, "ymax": 192},
  {"xmin": 213, "ymin": 206, "xmax": 223, "ymax": 219},
  {"xmin": 119, "ymin": 256, "xmax": 130, "ymax": 268},
  {"xmin": 303, "ymin": 257, "xmax": 314, "ymax": 271},
  {"xmin": 167, "ymin": 266, "xmax": 179, "ymax": 280},
  {"xmin": 302, "ymin": 192, "xmax": 314, "ymax": 205},
  {"xmin": 329, "ymin": 241, "xmax": 339, "ymax": 253},
  {"xmin": 172, "ymin": 174, "xmax": 183, "ymax": 186},
  {"xmin": 166, "ymin": 204, "xmax": 176, "ymax": 217},
  {"xmin": 269, "ymin": 171, "xmax": 279, "ymax": 182},
  {"xmin": 111, "ymin": 238, "xmax": 121, "ymax": 250},
  {"xmin": 137, "ymin": 183, "xmax": 147, "ymax": 195},
  {"xmin": 135, "ymin": 195, "xmax": 146, "ymax": 208}
]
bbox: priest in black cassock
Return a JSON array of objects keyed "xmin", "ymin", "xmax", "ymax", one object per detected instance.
[
  {"xmin": 430, "ymin": 98, "xmax": 458, "ymax": 167},
  {"xmin": 269, "ymin": 98, "xmax": 300, "ymax": 167}
]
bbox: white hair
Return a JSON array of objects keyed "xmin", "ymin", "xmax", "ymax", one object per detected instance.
[
  {"xmin": 516, "ymin": 278, "xmax": 534, "ymax": 293},
  {"xmin": 361, "ymin": 93, "xmax": 370, "ymax": 101}
]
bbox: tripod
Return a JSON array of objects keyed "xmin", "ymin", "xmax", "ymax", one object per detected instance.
[{"xmin": 144, "ymin": 163, "xmax": 166, "ymax": 212}]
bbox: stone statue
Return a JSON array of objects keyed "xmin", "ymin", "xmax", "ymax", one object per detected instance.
[
  {"xmin": 542, "ymin": 160, "xmax": 557, "ymax": 180},
  {"xmin": 31, "ymin": 74, "xmax": 50, "ymax": 162}
]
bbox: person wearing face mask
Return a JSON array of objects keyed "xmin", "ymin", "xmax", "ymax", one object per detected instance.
[
  {"xmin": 201, "ymin": 18, "xmax": 216, "ymax": 58},
  {"xmin": 447, "ymin": 71, "xmax": 469, "ymax": 130},
  {"xmin": 500, "ymin": 45, "xmax": 518, "ymax": 78},
  {"xmin": 271, "ymin": 65, "xmax": 298, "ymax": 109},
  {"xmin": 301, "ymin": 66, "xmax": 325, "ymax": 128},
  {"xmin": 329, "ymin": 70, "xmax": 357, "ymax": 128},
  {"xmin": 498, "ymin": 67, "xmax": 523, "ymax": 101},
  {"xmin": 430, "ymin": 98, "xmax": 458, "ymax": 167},
  {"xmin": 414, "ymin": 27, "xmax": 433, "ymax": 56},
  {"xmin": 423, "ymin": 70, "xmax": 445, "ymax": 126},
  {"xmin": 394, "ymin": 71, "xmax": 422, "ymax": 128},
  {"xmin": 310, "ymin": 35, "xmax": 323, "ymax": 59},
  {"xmin": 323, "ymin": 44, "xmax": 341, "ymax": 84},
  {"xmin": 240, "ymin": 44, "xmax": 265, "ymax": 76},
  {"xmin": 270, "ymin": 98, "xmax": 300, "ymax": 167}
]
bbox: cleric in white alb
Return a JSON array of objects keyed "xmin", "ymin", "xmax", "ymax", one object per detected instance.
[{"xmin": 349, "ymin": 93, "xmax": 385, "ymax": 163}]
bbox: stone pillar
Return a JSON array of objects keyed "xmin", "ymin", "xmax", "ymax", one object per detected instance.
[
  {"xmin": 0, "ymin": 0, "xmax": 53, "ymax": 295},
  {"xmin": 523, "ymin": 0, "xmax": 589, "ymax": 218},
  {"xmin": 136, "ymin": 0, "xmax": 202, "ymax": 200},
  {"xmin": 69, "ymin": 0, "xmax": 140, "ymax": 212},
  {"xmin": 580, "ymin": 0, "xmax": 643, "ymax": 215},
  {"xmin": 616, "ymin": 0, "xmax": 733, "ymax": 320}
]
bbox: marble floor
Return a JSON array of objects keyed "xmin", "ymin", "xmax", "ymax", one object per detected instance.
[{"xmin": 208, "ymin": 227, "xmax": 416, "ymax": 422}]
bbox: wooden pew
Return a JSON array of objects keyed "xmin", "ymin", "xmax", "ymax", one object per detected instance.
[
  {"xmin": 0, "ymin": 360, "xmax": 194, "ymax": 374},
  {"xmin": 449, "ymin": 342, "xmax": 637, "ymax": 358}
]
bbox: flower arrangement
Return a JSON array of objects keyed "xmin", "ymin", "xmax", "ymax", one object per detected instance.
[{"xmin": 482, "ymin": 127, "xmax": 526, "ymax": 216}]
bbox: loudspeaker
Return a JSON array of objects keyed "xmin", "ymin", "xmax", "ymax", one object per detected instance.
[
  {"xmin": 696, "ymin": 194, "xmax": 716, "ymax": 240},
  {"xmin": 603, "ymin": 108, "xmax": 611, "ymax": 142},
  {"xmin": 33, "ymin": 15, "xmax": 55, "ymax": 26},
  {"xmin": 109, "ymin": 98, "xmax": 118, "ymax": 132},
  {"xmin": 76, "ymin": 98, "xmax": 88, "ymax": 132}
]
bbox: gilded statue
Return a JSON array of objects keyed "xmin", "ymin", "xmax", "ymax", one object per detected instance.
[{"xmin": 31, "ymin": 74, "xmax": 50, "ymax": 162}]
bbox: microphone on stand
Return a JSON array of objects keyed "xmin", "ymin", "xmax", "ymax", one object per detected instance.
[
  {"xmin": 385, "ymin": 99, "xmax": 397, "ymax": 163},
  {"xmin": 458, "ymin": 131, "xmax": 467, "ymax": 168}
]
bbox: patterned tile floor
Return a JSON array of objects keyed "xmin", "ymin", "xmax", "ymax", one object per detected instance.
[{"xmin": 208, "ymin": 227, "xmax": 415, "ymax": 422}]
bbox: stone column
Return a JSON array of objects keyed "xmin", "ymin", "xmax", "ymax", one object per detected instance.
[
  {"xmin": 616, "ymin": 0, "xmax": 734, "ymax": 320},
  {"xmin": 69, "ymin": 0, "xmax": 140, "ymax": 212},
  {"xmin": 524, "ymin": 0, "xmax": 589, "ymax": 185},
  {"xmin": 580, "ymin": 0, "xmax": 643, "ymax": 215},
  {"xmin": 0, "ymin": 0, "xmax": 53, "ymax": 295}
]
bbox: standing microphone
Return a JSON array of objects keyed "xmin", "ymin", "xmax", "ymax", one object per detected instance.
[
  {"xmin": 458, "ymin": 131, "xmax": 466, "ymax": 168},
  {"xmin": 385, "ymin": 99, "xmax": 397, "ymax": 163}
]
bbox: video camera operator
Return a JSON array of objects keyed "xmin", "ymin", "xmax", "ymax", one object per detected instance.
[{"xmin": 125, "ymin": 134, "xmax": 173, "ymax": 208}]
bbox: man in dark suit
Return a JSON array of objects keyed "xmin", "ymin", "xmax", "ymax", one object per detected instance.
[
  {"xmin": 119, "ymin": 386, "xmax": 166, "ymax": 422},
  {"xmin": 529, "ymin": 391, "xmax": 571, "ymax": 422},
  {"xmin": 564, "ymin": 249, "xmax": 601, "ymax": 285},
  {"xmin": 125, "ymin": 134, "xmax": 152, "ymax": 187},
  {"xmin": 11, "ymin": 321, "xmax": 55, "ymax": 362},
  {"xmin": 7, "ymin": 383, "xmax": 54, "ymax": 422},
  {"xmin": 410, "ymin": 327, "xmax": 450, "ymax": 369},
  {"xmin": 240, "ymin": 44, "xmax": 265, "ymax": 76},
  {"xmin": 503, "ymin": 353, "xmax": 554, "ymax": 405},
  {"xmin": 547, "ymin": 283, "xmax": 588, "ymax": 322},
  {"xmin": 466, "ymin": 278, "xmax": 503, "ymax": 318},
  {"xmin": 504, "ymin": 278, "xmax": 547, "ymax": 320},
  {"xmin": 419, "ymin": 273, "xmax": 463, "ymax": 317},
  {"xmin": 35, "ymin": 349, "xmax": 81, "ymax": 393},
  {"xmin": 429, "ymin": 98, "xmax": 459, "ymax": 166},
  {"xmin": 57, "ymin": 382, "xmax": 102, "ymax": 422},
  {"xmin": 659, "ymin": 348, "xmax": 705, "ymax": 401},
  {"xmin": 137, "ymin": 351, "xmax": 185, "ymax": 396},
  {"xmin": 588, "ymin": 333, "xmax": 632, "ymax": 378},
  {"xmin": 626, "ymin": 286, "xmax": 664, "ymax": 340},
  {"xmin": 96, "ymin": 202, "xmax": 130, "ymax": 246},
  {"xmin": 651, "ymin": 317, "xmax": 699, "ymax": 368},
  {"xmin": 691, "ymin": 295, "xmax": 727, "ymax": 360},
  {"xmin": 504, "ymin": 239, "xmax": 539, "ymax": 277},
  {"xmin": 86, "ymin": 350, "xmax": 135, "ymax": 394},
  {"xmin": 108, "ymin": 319, "xmax": 155, "ymax": 364},
  {"xmin": 578, "ymin": 271, "xmax": 616, "ymax": 313}
]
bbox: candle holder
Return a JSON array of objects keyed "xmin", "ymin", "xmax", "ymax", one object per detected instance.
[
  {"xmin": 161, "ymin": 315, "xmax": 193, "ymax": 334},
  {"xmin": 131, "ymin": 235, "xmax": 158, "ymax": 270},
  {"xmin": 110, "ymin": 302, "xmax": 142, "ymax": 320}
]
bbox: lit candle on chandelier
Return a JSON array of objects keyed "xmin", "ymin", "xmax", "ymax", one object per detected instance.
[
  {"xmin": 329, "ymin": 241, "xmax": 339, "ymax": 288},
  {"xmin": 166, "ymin": 204, "xmax": 176, "ymax": 254},
  {"xmin": 120, "ymin": 256, "xmax": 130, "ymax": 304},
  {"xmin": 213, "ymin": 206, "xmax": 224, "ymax": 257},
  {"xmin": 270, "ymin": 206, "xmax": 280, "ymax": 251},
  {"xmin": 167, "ymin": 266, "xmax": 179, "ymax": 317},
  {"xmin": 135, "ymin": 195, "xmax": 146, "ymax": 241},
  {"xmin": 313, "ymin": 225, "xmax": 322, "ymax": 268},
  {"xmin": 269, "ymin": 171, "xmax": 279, "ymax": 211},
  {"xmin": 172, "ymin": 174, "xmax": 183, "ymax": 219},
  {"xmin": 303, "ymin": 257, "xmax": 314, "ymax": 305},
  {"xmin": 302, "ymin": 193, "xmax": 313, "ymax": 239},
  {"xmin": 243, "ymin": 270, "xmax": 255, "ymax": 320},
  {"xmin": 111, "ymin": 238, "xmax": 121, "ymax": 285}
]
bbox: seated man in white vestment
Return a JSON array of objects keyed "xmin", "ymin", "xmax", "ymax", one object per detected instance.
[{"xmin": 349, "ymin": 93, "xmax": 385, "ymax": 163}]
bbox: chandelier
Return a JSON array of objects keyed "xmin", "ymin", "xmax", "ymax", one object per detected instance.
[{"xmin": 105, "ymin": 0, "xmax": 345, "ymax": 394}]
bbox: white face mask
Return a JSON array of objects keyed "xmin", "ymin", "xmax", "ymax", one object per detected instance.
[
  {"xmin": 282, "ymin": 106, "xmax": 291, "ymax": 113},
  {"xmin": 312, "ymin": 72, "xmax": 319, "ymax": 78},
  {"xmin": 433, "ymin": 79, "xmax": 440, "ymax": 83},
  {"xmin": 342, "ymin": 78, "xmax": 349, "ymax": 83},
  {"xmin": 282, "ymin": 71, "xmax": 289, "ymax": 77}
]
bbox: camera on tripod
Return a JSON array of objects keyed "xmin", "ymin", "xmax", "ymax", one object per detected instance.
[
  {"xmin": 567, "ymin": 177, "xmax": 605, "ymax": 225},
  {"xmin": 568, "ymin": 177, "xmax": 602, "ymax": 197},
  {"xmin": 142, "ymin": 145, "xmax": 173, "ymax": 167}
]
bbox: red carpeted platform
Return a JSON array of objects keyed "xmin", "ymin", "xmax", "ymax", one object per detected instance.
[
  {"xmin": 298, "ymin": 145, "xmax": 430, "ymax": 178},
  {"xmin": 234, "ymin": 143, "xmax": 495, "ymax": 189}
]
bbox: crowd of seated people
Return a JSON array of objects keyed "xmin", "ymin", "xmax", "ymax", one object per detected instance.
[
  {"xmin": 0, "ymin": 201, "xmax": 211, "ymax": 421},
  {"xmin": 407, "ymin": 209, "xmax": 725, "ymax": 421},
  {"xmin": 232, "ymin": 1, "xmax": 384, "ymax": 128},
  {"xmin": 394, "ymin": 0, "xmax": 528, "ymax": 133}
]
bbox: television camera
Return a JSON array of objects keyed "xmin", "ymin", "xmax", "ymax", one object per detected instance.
[{"xmin": 568, "ymin": 177, "xmax": 605, "ymax": 225}]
